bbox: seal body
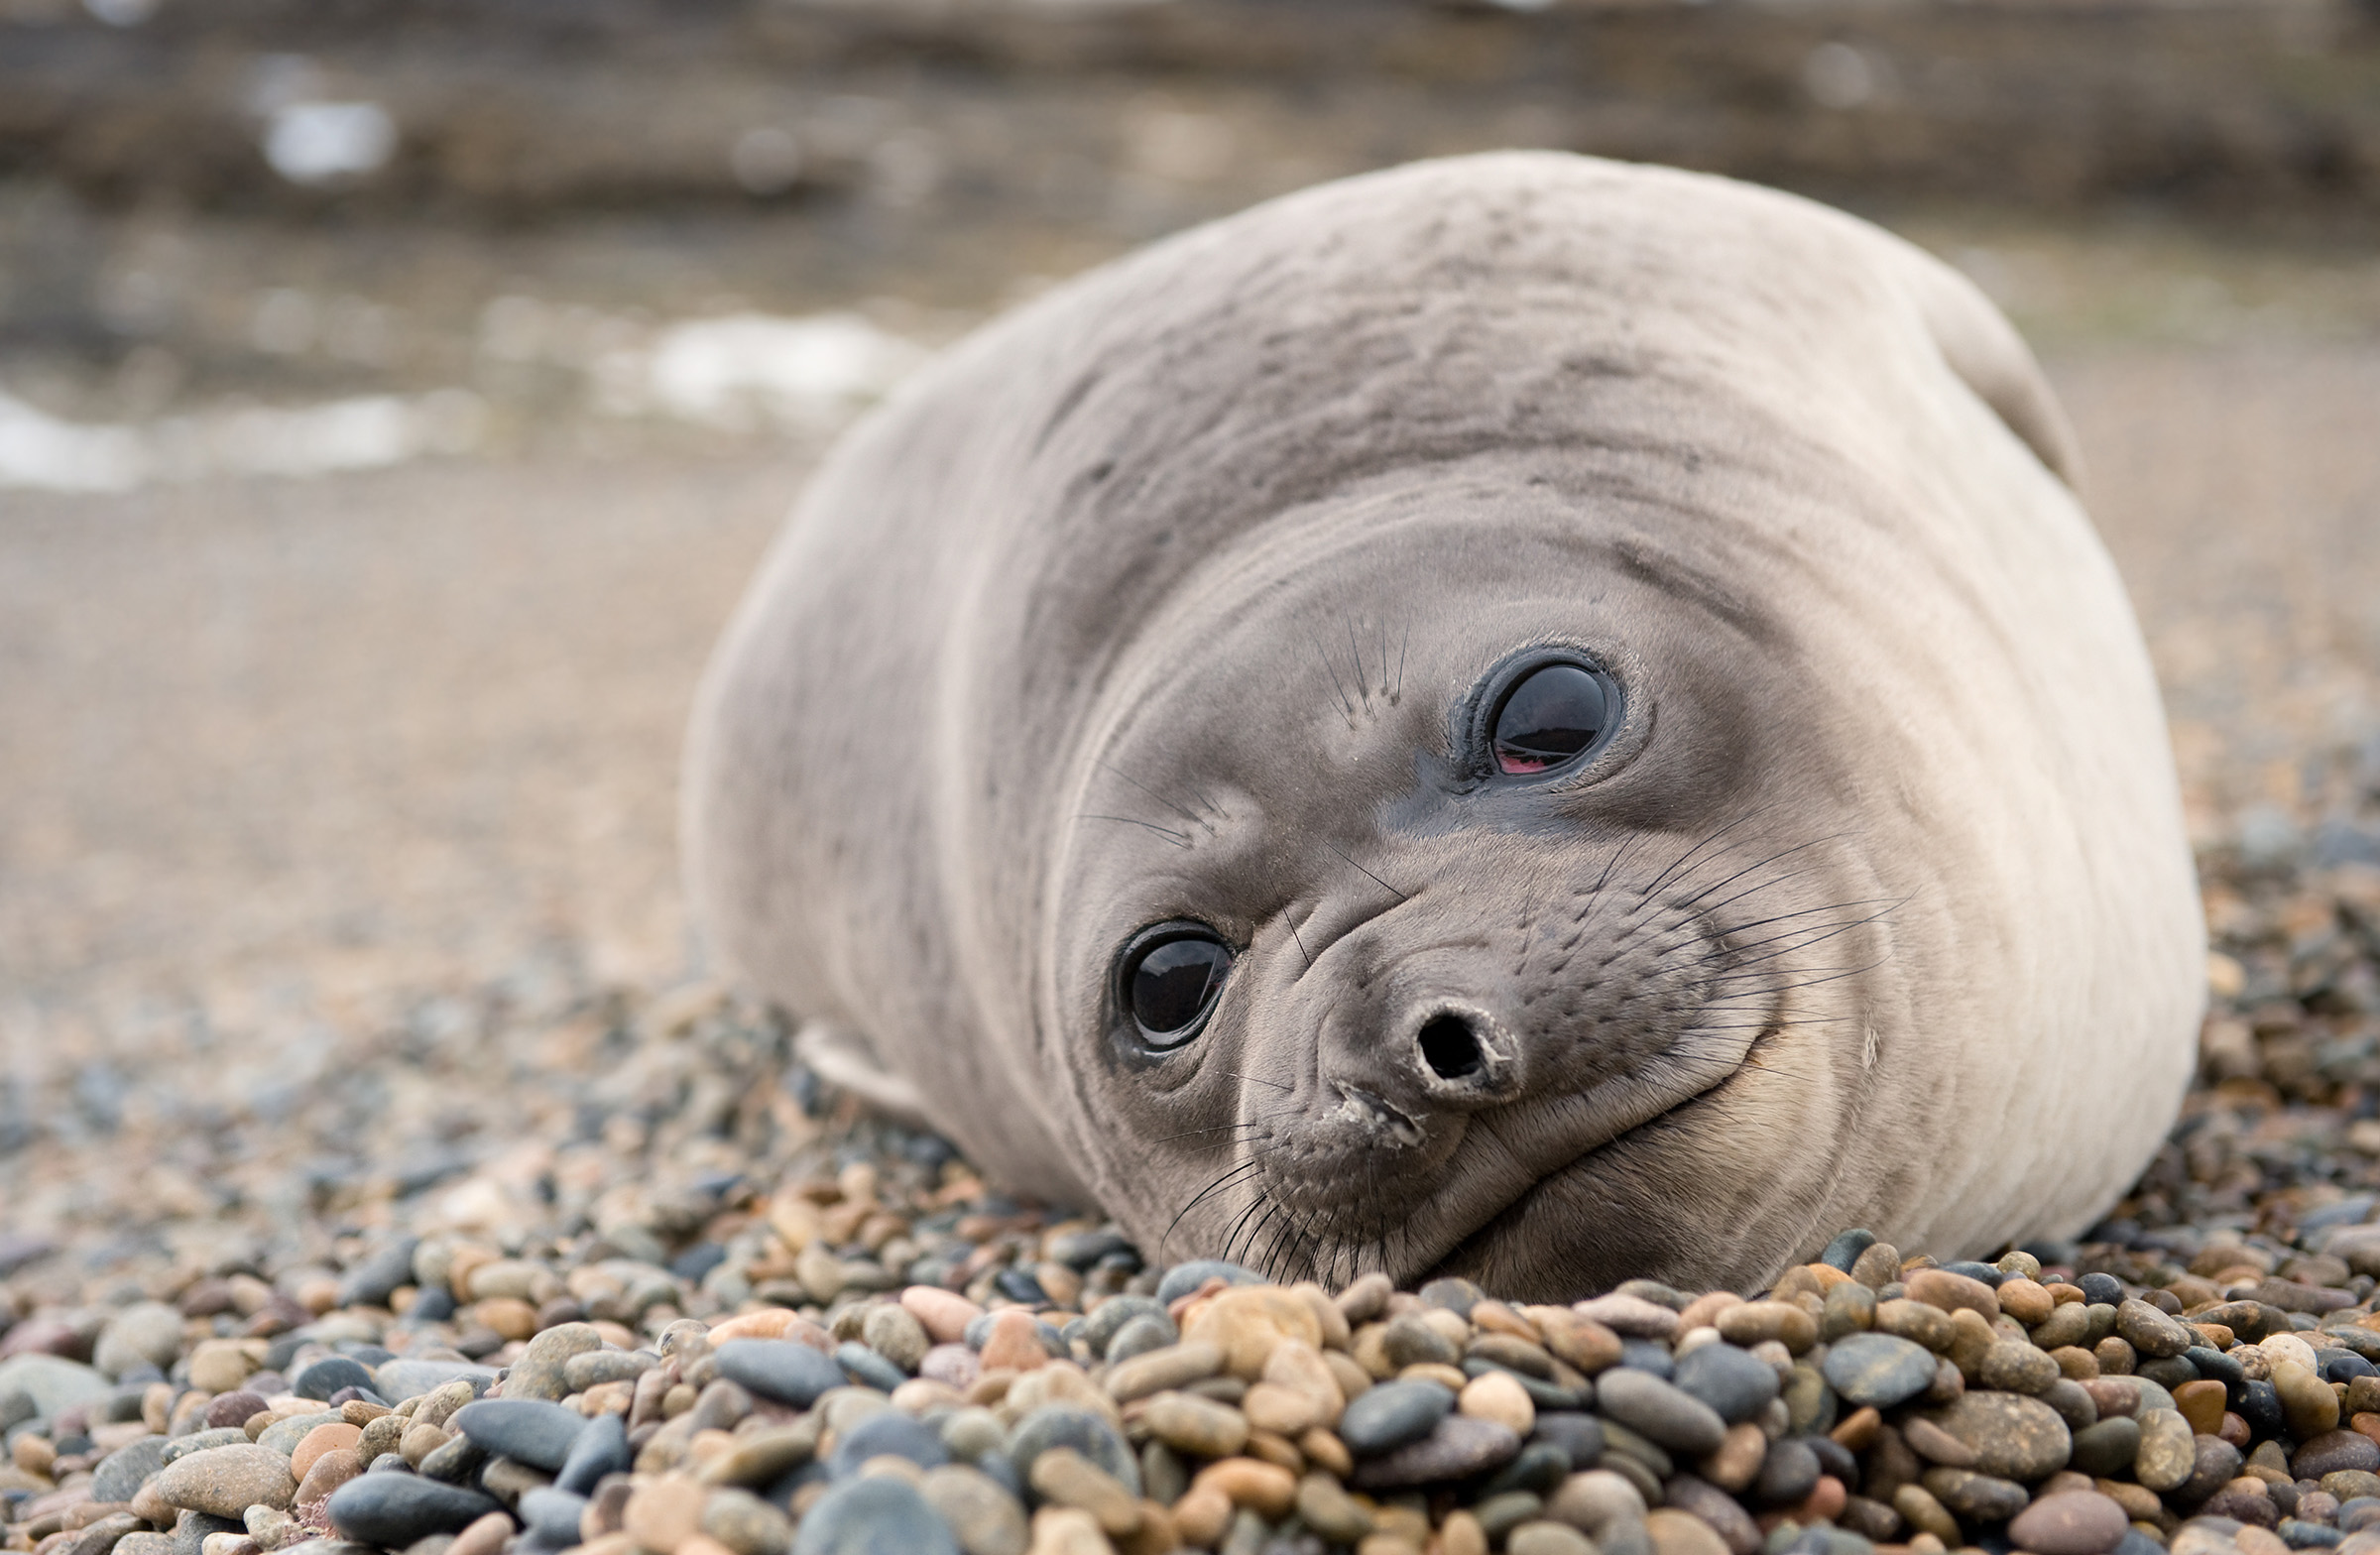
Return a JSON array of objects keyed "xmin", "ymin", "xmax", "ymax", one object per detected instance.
[{"xmin": 683, "ymin": 153, "xmax": 2203, "ymax": 1297}]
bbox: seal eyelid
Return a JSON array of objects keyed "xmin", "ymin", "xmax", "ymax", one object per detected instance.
[{"xmin": 1115, "ymin": 920, "xmax": 1237, "ymax": 1054}]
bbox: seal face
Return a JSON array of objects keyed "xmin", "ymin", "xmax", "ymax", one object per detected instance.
[{"xmin": 684, "ymin": 152, "xmax": 2206, "ymax": 1296}]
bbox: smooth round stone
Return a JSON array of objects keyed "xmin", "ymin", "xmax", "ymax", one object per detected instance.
[
  {"xmin": 205, "ymin": 1392, "xmax": 270, "ymax": 1430},
  {"xmin": 1645, "ymin": 1506, "xmax": 1732, "ymax": 1555},
  {"xmin": 93, "ymin": 1436, "xmax": 173, "ymax": 1503},
  {"xmin": 1153, "ymin": 1261, "xmax": 1263, "ymax": 1304},
  {"xmin": 370, "ymin": 1362, "xmax": 498, "ymax": 1403},
  {"xmin": 258, "ymin": 1412, "xmax": 342, "ymax": 1458},
  {"xmin": 918, "ymin": 1465, "xmax": 1024, "ymax": 1555},
  {"xmin": 2070, "ymin": 1417, "xmax": 2142, "ymax": 1479},
  {"xmin": 1921, "ymin": 1466, "xmax": 2029, "ymax": 1523},
  {"xmin": 2112, "ymin": 1299, "xmax": 2191, "ymax": 1360},
  {"xmin": 1672, "ymin": 1343, "xmax": 1779, "ymax": 1426},
  {"xmin": 829, "ymin": 1412, "xmax": 950, "ymax": 1481},
  {"xmin": 1821, "ymin": 1230, "xmax": 1878, "ymax": 1273},
  {"xmin": 1141, "ymin": 1391, "xmax": 1250, "ymax": 1460},
  {"xmin": 792, "ymin": 1476, "xmax": 960, "ymax": 1555},
  {"xmin": 1919, "ymin": 1390, "xmax": 2073, "ymax": 1481},
  {"xmin": 517, "ymin": 1487, "xmax": 589, "ymax": 1546},
  {"xmin": 1822, "ymin": 1333, "xmax": 1938, "ymax": 1411},
  {"xmin": 294, "ymin": 1358, "xmax": 377, "ymax": 1403},
  {"xmin": 448, "ymin": 1399, "xmax": 586, "ymax": 1472},
  {"xmin": 2011, "ymin": 1491, "xmax": 2131, "ymax": 1555},
  {"xmin": 1348, "ymin": 1414, "xmax": 1522, "ymax": 1490},
  {"xmin": 1006, "ymin": 1406, "xmax": 1139, "ymax": 1496},
  {"xmin": 2134, "ymin": 1409, "xmax": 2197, "ymax": 1493},
  {"xmin": 326, "ymin": 1476, "xmax": 503, "ymax": 1547},
  {"xmin": 716, "ymin": 1340, "xmax": 846, "ymax": 1408},
  {"xmin": 503, "ymin": 1324, "xmax": 603, "ymax": 1404},
  {"xmin": 1078, "ymin": 1297, "xmax": 1170, "ymax": 1359},
  {"xmin": 918, "ymin": 1345, "xmax": 980, "ymax": 1391},
  {"xmin": 2298, "ymin": 1432, "xmax": 2380, "ymax": 1480},
  {"xmin": 554, "ymin": 1413, "xmax": 631, "ymax": 1496},
  {"xmin": 156, "ymin": 1444, "xmax": 298, "ymax": 1518},
  {"xmin": 1531, "ymin": 1413, "xmax": 1606, "ymax": 1473},
  {"xmin": 1596, "ymin": 1369, "xmax": 1726, "ymax": 1456},
  {"xmin": 1980, "ymin": 1340, "xmax": 2063, "ymax": 1395},
  {"xmin": 1106, "ymin": 1315, "xmax": 1179, "ymax": 1368},
  {"xmin": 1757, "ymin": 1440, "xmax": 1822, "ymax": 1505},
  {"xmin": 1339, "ymin": 1379, "xmax": 1456, "ymax": 1456},
  {"xmin": 94, "ymin": 1304, "xmax": 184, "ymax": 1380},
  {"xmin": 835, "ymin": 1343, "xmax": 905, "ymax": 1394}
]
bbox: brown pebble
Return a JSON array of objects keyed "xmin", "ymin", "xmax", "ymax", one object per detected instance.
[
  {"xmin": 1029, "ymin": 1448, "xmax": 1140, "ymax": 1537},
  {"xmin": 1170, "ymin": 1487, "xmax": 1233, "ymax": 1548},
  {"xmin": 979, "ymin": 1311, "xmax": 1051, "ymax": 1375},
  {"xmin": 623, "ymin": 1478, "xmax": 707, "ymax": 1552},
  {"xmin": 293, "ymin": 1448, "xmax": 363, "ymax": 1506},
  {"xmin": 1185, "ymin": 1287, "xmax": 1325, "ymax": 1380},
  {"xmin": 447, "ymin": 1512, "xmax": 515, "ymax": 1555},
  {"xmin": 1243, "ymin": 1382, "xmax": 1322, "ymax": 1437},
  {"xmin": 1459, "ymin": 1372, "xmax": 1535, "ymax": 1436},
  {"xmin": 2174, "ymin": 1379, "xmax": 2228, "ymax": 1437},
  {"xmin": 1702, "ymin": 1423, "xmax": 1767, "ymax": 1493},
  {"xmin": 1646, "ymin": 1506, "xmax": 1732, "ymax": 1555},
  {"xmin": 288, "ymin": 1423, "xmax": 362, "ymax": 1484},
  {"xmin": 1996, "ymin": 1279, "xmax": 2055, "ymax": 1327},
  {"xmin": 1190, "ymin": 1457, "xmax": 1297, "ymax": 1517},
  {"xmin": 1440, "ymin": 1510, "xmax": 1488, "ymax": 1555},
  {"xmin": 1905, "ymin": 1269, "xmax": 2000, "ymax": 1320}
]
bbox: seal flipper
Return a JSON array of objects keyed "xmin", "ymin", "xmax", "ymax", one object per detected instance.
[{"xmin": 792, "ymin": 1019, "xmax": 936, "ymax": 1130}]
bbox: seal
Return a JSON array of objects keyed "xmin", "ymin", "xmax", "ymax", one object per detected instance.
[{"xmin": 682, "ymin": 152, "xmax": 2204, "ymax": 1297}]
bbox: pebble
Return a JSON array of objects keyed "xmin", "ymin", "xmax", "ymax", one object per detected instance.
[
  {"xmin": 1672, "ymin": 1343, "xmax": 1780, "ymax": 1424},
  {"xmin": 1822, "ymin": 1332, "xmax": 1939, "ymax": 1410},
  {"xmin": 1348, "ymin": 1414, "xmax": 1520, "ymax": 1489},
  {"xmin": 1007, "ymin": 1405, "xmax": 1139, "ymax": 1496},
  {"xmin": 918, "ymin": 1465, "xmax": 1026, "ymax": 1555},
  {"xmin": 156, "ymin": 1445, "xmax": 298, "ymax": 1518},
  {"xmin": 1597, "ymin": 1368, "xmax": 1727, "ymax": 1455},
  {"xmin": 2011, "ymin": 1490, "xmax": 2133, "ymax": 1554},
  {"xmin": 1141, "ymin": 1390, "xmax": 1250, "ymax": 1459},
  {"xmin": 323, "ymin": 1475, "xmax": 502, "ymax": 1546},
  {"xmin": 1646, "ymin": 1505, "xmax": 1732, "ymax": 1555},
  {"xmin": 1340, "ymin": 1378, "xmax": 1456, "ymax": 1455},
  {"xmin": 791, "ymin": 1477, "xmax": 959, "ymax": 1555},
  {"xmin": 1461, "ymin": 1371, "xmax": 1536, "ymax": 1435},
  {"xmin": 2137, "ymin": 1408, "xmax": 2199, "ymax": 1491},
  {"xmin": 828, "ymin": 1411, "xmax": 949, "ymax": 1479},
  {"xmin": 715, "ymin": 1340, "xmax": 846, "ymax": 1408},
  {"xmin": 1922, "ymin": 1389, "xmax": 2075, "ymax": 1481},
  {"xmin": 93, "ymin": 1436, "xmax": 174, "ymax": 1502},
  {"xmin": 501, "ymin": 1323, "xmax": 602, "ymax": 1402},
  {"xmin": 448, "ymin": 1398, "xmax": 585, "ymax": 1471}
]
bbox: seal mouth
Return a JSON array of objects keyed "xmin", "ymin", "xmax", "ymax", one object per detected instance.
[{"xmin": 1409, "ymin": 1011, "xmax": 1788, "ymax": 1288}]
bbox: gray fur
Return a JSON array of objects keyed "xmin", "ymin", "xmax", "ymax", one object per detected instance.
[{"xmin": 683, "ymin": 153, "xmax": 2202, "ymax": 1297}]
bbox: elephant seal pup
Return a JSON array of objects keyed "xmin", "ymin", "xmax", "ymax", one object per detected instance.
[{"xmin": 683, "ymin": 152, "xmax": 2203, "ymax": 1297}]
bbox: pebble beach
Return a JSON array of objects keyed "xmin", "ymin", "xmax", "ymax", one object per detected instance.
[{"xmin": 1, "ymin": 823, "xmax": 2379, "ymax": 1555}]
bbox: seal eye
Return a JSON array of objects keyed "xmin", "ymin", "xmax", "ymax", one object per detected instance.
[
  {"xmin": 1490, "ymin": 661, "xmax": 1612, "ymax": 775},
  {"xmin": 1119, "ymin": 923, "xmax": 1234, "ymax": 1050}
]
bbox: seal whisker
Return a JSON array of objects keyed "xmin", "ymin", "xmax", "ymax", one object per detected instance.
[
  {"xmin": 1325, "ymin": 842, "xmax": 1412, "ymax": 905},
  {"xmin": 1659, "ymin": 832, "xmax": 1855, "ymax": 914},
  {"xmin": 1311, "ymin": 631, "xmax": 1359, "ymax": 725},
  {"xmin": 1286, "ymin": 912, "xmax": 1315, "ymax": 971},
  {"xmin": 1078, "ymin": 813, "xmax": 1193, "ymax": 848},
  {"xmin": 1159, "ymin": 1158, "xmax": 1264, "ymax": 1258},
  {"xmin": 1347, "ymin": 616, "xmax": 1371, "ymax": 711},
  {"xmin": 1221, "ymin": 1070, "xmax": 1293, "ymax": 1092},
  {"xmin": 1096, "ymin": 760, "xmax": 1222, "ymax": 836},
  {"xmin": 1635, "ymin": 807, "xmax": 1778, "ymax": 899},
  {"xmin": 1394, "ymin": 620, "xmax": 1409, "ymax": 703}
]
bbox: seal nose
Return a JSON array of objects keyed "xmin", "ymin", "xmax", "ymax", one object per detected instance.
[{"xmin": 1417, "ymin": 1014, "xmax": 1487, "ymax": 1080}]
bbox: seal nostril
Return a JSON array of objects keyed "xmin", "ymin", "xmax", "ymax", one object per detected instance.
[{"xmin": 1418, "ymin": 1015, "xmax": 1486, "ymax": 1081}]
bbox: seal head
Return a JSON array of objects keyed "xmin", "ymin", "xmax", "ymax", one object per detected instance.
[{"xmin": 685, "ymin": 153, "xmax": 2203, "ymax": 1295}]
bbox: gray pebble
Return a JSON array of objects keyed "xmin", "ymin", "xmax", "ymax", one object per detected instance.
[
  {"xmin": 1348, "ymin": 1414, "xmax": 1521, "ymax": 1490},
  {"xmin": 1005, "ymin": 1405, "xmax": 1139, "ymax": 1496},
  {"xmin": 1822, "ymin": 1333, "xmax": 1939, "ymax": 1411},
  {"xmin": 325, "ymin": 1474, "xmax": 503, "ymax": 1547},
  {"xmin": 791, "ymin": 1477, "xmax": 959, "ymax": 1555},
  {"xmin": 1672, "ymin": 1342, "xmax": 1779, "ymax": 1425},
  {"xmin": 1596, "ymin": 1367, "xmax": 1726, "ymax": 1456},
  {"xmin": 450, "ymin": 1398, "xmax": 587, "ymax": 1472},
  {"xmin": 1338, "ymin": 1379, "xmax": 1456, "ymax": 1457}
]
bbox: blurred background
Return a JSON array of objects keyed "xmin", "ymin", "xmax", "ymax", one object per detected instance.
[{"xmin": 3, "ymin": 0, "xmax": 2379, "ymax": 1267}]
